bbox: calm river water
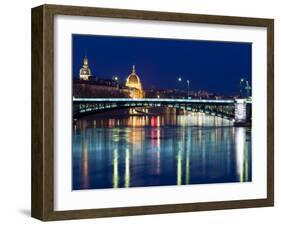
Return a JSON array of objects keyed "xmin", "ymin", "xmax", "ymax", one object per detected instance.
[{"xmin": 72, "ymin": 113, "xmax": 252, "ymax": 190}]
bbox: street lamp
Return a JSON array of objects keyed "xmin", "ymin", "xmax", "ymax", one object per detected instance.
[
  {"xmin": 187, "ymin": 80, "xmax": 190, "ymax": 99},
  {"xmin": 239, "ymin": 78, "xmax": 244, "ymax": 98},
  {"xmin": 177, "ymin": 76, "xmax": 183, "ymax": 98},
  {"xmin": 113, "ymin": 75, "xmax": 119, "ymax": 82},
  {"xmin": 112, "ymin": 75, "xmax": 119, "ymax": 88},
  {"xmin": 245, "ymin": 80, "xmax": 251, "ymax": 99}
]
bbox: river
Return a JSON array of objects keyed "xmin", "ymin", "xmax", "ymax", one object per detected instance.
[{"xmin": 72, "ymin": 113, "xmax": 251, "ymax": 190}]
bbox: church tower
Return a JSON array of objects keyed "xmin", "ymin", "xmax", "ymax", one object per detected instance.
[{"xmin": 79, "ymin": 56, "xmax": 92, "ymax": 80}]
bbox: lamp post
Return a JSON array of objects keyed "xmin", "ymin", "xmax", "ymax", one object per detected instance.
[
  {"xmin": 239, "ymin": 78, "xmax": 244, "ymax": 98},
  {"xmin": 245, "ymin": 80, "xmax": 251, "ymax": 99},
  {"xmin": 187, "ymin": 80, "xmax": 190, "ymax": 99},
  {"xmin": 177, "ymin": 76, "xmax": 183, "ymax": 98},
  {"xmin": 113, "ymin": 75, "xmax": 119, "ymax": 88}
]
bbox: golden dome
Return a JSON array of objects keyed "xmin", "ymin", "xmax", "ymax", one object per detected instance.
[
  {"xmin": 125, "ymin": 65, "xmax": 144, "ymax": 98},
  {"xmin": 127, "ymin": 74, "xmax": 139, "ymax": 84},
  {"xmin": 125, "ymin": 65, "xmax": 142, "ymax": 90}
]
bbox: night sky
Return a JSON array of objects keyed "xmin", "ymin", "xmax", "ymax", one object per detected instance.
[{"xmin": 72, "ymin": 34, "xmax": 252, "ymax": 96}]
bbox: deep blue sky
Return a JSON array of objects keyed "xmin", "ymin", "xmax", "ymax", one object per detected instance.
[{"xmin": 72, "ymin": 34, "xmax": 252, "ymax": 96}]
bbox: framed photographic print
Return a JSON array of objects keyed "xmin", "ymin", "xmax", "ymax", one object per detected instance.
[{"xmin": 31, "ymin": 4, "xmax": 274, "ymax": 221}]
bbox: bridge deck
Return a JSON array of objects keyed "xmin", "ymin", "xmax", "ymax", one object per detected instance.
[{"xmin": 73, "ymin": 97, "xmax": 247, "ymax": 104}]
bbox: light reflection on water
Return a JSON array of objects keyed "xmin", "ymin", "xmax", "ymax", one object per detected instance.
[{"xmin": 72, "ymin": 113, "xmax": 251, "ymax": 190}]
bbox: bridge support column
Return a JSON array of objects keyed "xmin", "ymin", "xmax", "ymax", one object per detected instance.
[{"xmin": 234, "ymin": 98, "xmax": 250, "ymax": 126}]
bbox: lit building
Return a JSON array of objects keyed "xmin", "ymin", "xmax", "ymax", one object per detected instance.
[
  {"xmin": 125, "ymin": 65, "xmax": 145, "ymax": 98},
  {"xmin": 79, "ymin": 56, "xmax": 92, "ymax": 80}
]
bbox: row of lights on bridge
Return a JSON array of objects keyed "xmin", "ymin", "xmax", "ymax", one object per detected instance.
[{"xmin": 112, "ymin": 75, "xmax": 251, "ymax": 99}]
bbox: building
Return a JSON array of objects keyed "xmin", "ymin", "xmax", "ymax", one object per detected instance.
[
  {"xmin": 125, "ymin": 65, "xmax": 145, "ymax": 98},
  {"xmin": 79, "ymin": 56, "xmax": 92, "ymax": 80}
]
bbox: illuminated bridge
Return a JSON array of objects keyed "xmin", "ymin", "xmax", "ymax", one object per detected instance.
[{"xmin": 73, "ymin": 97, "xmax": 252, "ymax": 125}]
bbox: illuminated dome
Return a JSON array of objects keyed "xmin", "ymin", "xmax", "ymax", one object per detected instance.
[
  {"xmin": 125, "ymin": 65, "xmax": 142, "ymax": 90},
  {"xmin": 128, "ymin": 74, "xmax": 139, "ymax": 84},
  {"xmin": 125, "ymin": 65, "xmax": 144, "ymax": 98}
]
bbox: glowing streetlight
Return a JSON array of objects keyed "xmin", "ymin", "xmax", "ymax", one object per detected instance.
[
  {"xmin": 113, "ymin": 75, "xmax": 119, "ymax": 82},
  {"xmin": 178, "ymin": 77, "xmax": 182, "ymax": 82}
]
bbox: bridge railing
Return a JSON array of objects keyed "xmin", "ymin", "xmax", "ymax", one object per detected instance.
[{"xmin": 73, "ymin": 97, "xmax": 241, "ymax": 104}]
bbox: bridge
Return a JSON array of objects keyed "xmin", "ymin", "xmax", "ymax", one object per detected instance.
[{"xmin": 73, "ymin": 97, "xmax": 252, "ymax": 125}]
